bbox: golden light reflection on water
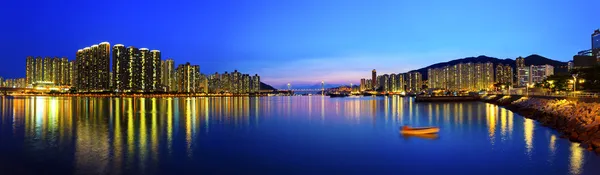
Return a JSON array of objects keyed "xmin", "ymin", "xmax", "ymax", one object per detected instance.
[
  {"xmin": 569, "ymin": 142, "xmax": 584, "ymax": 175},
  {"xmin": 487, "ymin": 104, "xmax": 497, "ymax": 145},
  {"xmin": 549, "ymin": 134, "xmax": 556, "ymax": 160},
  {"xmin": 500, "ymin": 108, "xmax": 507, "ymax": 141},
  {"xmin": 186, "ymin": 98, "xmax": 193, "ymax": 158},
  {"xmin": 524, "ymin": 118, "xmax": 534, "ymax": 156},
  {"xmin": 0, "ymin": 96, "xmax": 596, "ymax": 174},
  {"xmin": 167, "ymin": 98, "xmax": 173, "ymax": 155}
]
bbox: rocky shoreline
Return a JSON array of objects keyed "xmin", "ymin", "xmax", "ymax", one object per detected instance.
[{"xmin": 481, "ymin": 95, "xmax": 600, "ymax": 154}]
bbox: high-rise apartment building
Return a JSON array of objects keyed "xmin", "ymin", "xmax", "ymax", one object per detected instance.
[
  {"xmin": 396, "ymin": 74, "xmax": 404, "ymax": 92},
  {"xmin": 407, "ymin": 71, "xmax": 421, "ymax": 92},
  {"xmin": 35, "ymin": 57, "xmax": 43, "ymax": 82},
  {"xmin": 516, "ymin": 57, "xmax": 525, "ymax": 68},
  {"xmin": 75, "ymin": 42, "xmax": 110, "ymax": 92},
  {"xmin": 26, "ymin": 56, "xmax": 34, "ymax": 84},
  {"xmin": 516, "ymin": 56, "xmax": 529, "ymax": 87},
  {"xmin": 97, "ymin": 42, "xmax": 111, "ymax": 91},
  {"xmin": 232, "ymin": 70, "xmax": 241, "ymax": 94},
  {"xmin": 176, "ymin": 62, "xmax": 200, "ymax": 93},
  {"xmin": 427, "ymin": 62, "xmax": 496, "ymax": 91},
  {"xmin": 25, "ymin": 56, "xmax": 71, "ymax": 87},
  {"xmin": 371, "ymin": 69, "xmax": 377, "ymax": 90},
  {"xmin": 43, "ymin": 57, "xmax": 52, "ymax": 82},
  {"xmin": 530, "ymin": 65, "xmax": 554, "ymax": 84},
  {"xmin": 161, "ymin": 59, "xmax": 175, "ymax": 92},
  {"xmin": 495, "ymin": 63, "xmax": 513, "ymax": 85},
  {"xmin": 148, "ymin": 50, "xmax": 162, "ymax": 91},
  {"xmin": 359, "ymin": 78, "xmax": 367, "ymax": 91},
  {"xmin": 252, "ymin": 74, "xmax": 261, "ymax": 93},
  {"xmin": 112, "ymin": 44, "xmax": 127, "ymax": 91},
  {"xmin": 389, "ymin": 73, "xmax": 397, "ymax": 92}
]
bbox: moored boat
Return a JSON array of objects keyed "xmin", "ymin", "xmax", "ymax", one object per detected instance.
[{"xmin": 399, "ymin": 126, "xmax": 440, "ymax": 135}]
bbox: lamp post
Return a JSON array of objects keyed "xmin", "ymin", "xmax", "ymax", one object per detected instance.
[
  {"xmin": 572, "ymin": 74, "xmax": 578, "ymax": 92},
  {"xmin": 526, "ymin": 83, "xmax": 529, "ymax": 96}
]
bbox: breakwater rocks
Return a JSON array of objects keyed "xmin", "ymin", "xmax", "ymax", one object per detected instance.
[{"xmin": 481, "ymin": 95, "xmax": 600, "ymax": 154}]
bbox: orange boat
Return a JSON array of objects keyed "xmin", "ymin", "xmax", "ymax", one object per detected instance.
[{"xmin": 400, "ymin": 126, "xmax": 440, "ymax": 135}]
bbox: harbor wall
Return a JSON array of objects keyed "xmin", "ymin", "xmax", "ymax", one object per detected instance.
[{"xmin": 481, "ymin": 95, "xmax": 600, "ymax": 153}]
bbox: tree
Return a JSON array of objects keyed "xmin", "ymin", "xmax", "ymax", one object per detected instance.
[
  {"xmin": 541, "ymin": 74, "xmax": 570, "ymax": 92},
  {"xmin": 572, "ymin": 65, "xmax": 600, "ymax": 92}
]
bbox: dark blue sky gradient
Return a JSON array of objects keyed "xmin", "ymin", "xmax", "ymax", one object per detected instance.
[{"xmin": 1, "ymin": 0, "xmax": 598, "ymax": 87}]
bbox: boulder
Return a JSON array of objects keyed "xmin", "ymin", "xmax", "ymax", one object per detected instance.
[{"xmin": 591, "ymin": 139, "xmax": 600, "ymax": 148}]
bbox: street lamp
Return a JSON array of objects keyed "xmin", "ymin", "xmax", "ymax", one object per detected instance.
[
  {"xmin": 572, "ymin": 74, "xmax": 578, "ymax": 92},
  {"xmin": 526, "ymin": 83, "xmax": 529, "ymax": 96}
]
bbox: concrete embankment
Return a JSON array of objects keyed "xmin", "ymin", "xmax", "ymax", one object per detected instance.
[
  {"xmin": 415, "ymin": 95, "xmax": 479, "ymax": 102},
  {"xmin": 481, "ymin": 95, "xmax": 600, "ymax": 154}
]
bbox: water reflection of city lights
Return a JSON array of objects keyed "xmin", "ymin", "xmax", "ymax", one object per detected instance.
[
  {"xmin": 569, "ymin": 143, "xmax": 584, "ymax": 175},
  {"xmin": 524, "ymin": 118, "xmax": 534, "ymax": 156}
]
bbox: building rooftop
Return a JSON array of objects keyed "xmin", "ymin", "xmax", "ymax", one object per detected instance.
[
  {"xmin": 99, "ymin": 41, "xmax": 110, "ymax": 45},
  {"xmin": 114, "ymin": 44, "xmax": 124, "ymax": 47}
]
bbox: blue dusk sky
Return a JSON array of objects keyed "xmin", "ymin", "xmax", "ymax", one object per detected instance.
[{"xmin": 0, "ymin": 0, "xmax": 598, "ymax": 87}]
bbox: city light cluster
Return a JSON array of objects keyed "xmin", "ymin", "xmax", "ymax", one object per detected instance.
[{"xmin": 1, "ymin": 42, "xmax": 262, "ymax": 94}]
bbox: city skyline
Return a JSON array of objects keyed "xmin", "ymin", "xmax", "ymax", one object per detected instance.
[{"xmin": 1, "ymin": 0, "xmax": 599, "ymax": 87}]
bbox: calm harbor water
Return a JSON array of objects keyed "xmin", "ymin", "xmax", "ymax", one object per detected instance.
[{"xmin": 1, "ymin": 96, "xmax": 599, "ymax": 175}]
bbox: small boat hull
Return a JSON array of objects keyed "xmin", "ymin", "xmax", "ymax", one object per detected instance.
[{"xmin": 400, "ymin": 127, "xmax": 439, "ymax": 135}]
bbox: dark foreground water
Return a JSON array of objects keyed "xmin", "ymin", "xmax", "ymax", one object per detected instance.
[{"xmin": 1, "ymin": 96, "xmax": 599, "ymax": 175}]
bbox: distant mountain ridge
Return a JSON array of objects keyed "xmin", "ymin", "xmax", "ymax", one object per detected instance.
[
  {"xmin": 260, "ymin": 82, "xmax": 277, "ymax": 91},
  {"xmin": 411, "ymin": 54, "xmax": 568, "ymax": 79}
]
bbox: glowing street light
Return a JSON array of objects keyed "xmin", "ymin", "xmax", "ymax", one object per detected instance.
[
  {"xmin": 572, "ymin": 74, "xmax": 578, "ymax": 92},
  {"xmin": 526, "ymin": 83, "xmax": 530, "ymax": 96}
]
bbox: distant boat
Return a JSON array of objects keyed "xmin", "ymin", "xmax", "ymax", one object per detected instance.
[{"xmin": 399, "ymin": 126, "xmax": 440, "ymax": 135}]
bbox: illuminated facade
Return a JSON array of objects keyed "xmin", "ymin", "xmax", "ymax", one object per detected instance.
[
  {"xmin": 35, "ymin": 57, "xmax": 43, "ymax": 82},
  {"xmin": 161, "ymin": 59, "xmax": 175, "ymax": 92},
  {"xmin": 530, "ymin": 65, "xmax": 554, "ymax": 84},
  {"xmin": 43, "ymin": 57, "xmax": 52, "ymax": 82},
  {"xmin": 146, "ymin": 50, "xmax": 162, "ymax": 92},
  {"xmin": 389, "ymin": 73, "xmax": 397, "ymax": 92},
  {"xmin": 25, "ymin": 56, "xmax": 71, "ymax": 87},
  {"xmin": 112, "ymin": 45, "xmax": 165, "ymax": 92},
  {"xmin": 3, "ymin": 78, "xmax": 26, "ymax": 88},
  {"xmin": 359, "ymin": 78, "xmax": 366, "ymax": 91},
  {"xmin": 407, "ymin": 71, "xmax": 421, "ymax": 92},
  {"xmin": 427, "ymin": 62, "xmax": 495, "ymax": 91},
  {"xmin": 371, "ymin": 69, "xmax": 377, "ymax": 90},
  {"xmin": 26, "ymin": 56, "xmax": 34, "ymax": 84},
  {"xmin": 112, "ymin": 44, "xmax": 127, "ymax": 91},
  {"xmin": 75, "ymin": 42, "xmax": 111, "ymax": 92},
  {"xmin": 516, "ymin": 56, "xmax": 529, "ymax": 87},
  {"xmin": 231, "ymin": 70, "xmax": 241, "ymax": 94},
  {"xmin": 176, "ymin": 62, "xmax": 200, "ymax": 93},
  {"xmin": 397, "ymin": 74, "xmax": 405, "ymax": 92},
  {"xmin": 495, "ymin": 63, "xmax": 513, "ymax": 85},
  {"xmin": 241, "ymin": 74, "xmax": 250, "ymax": 93},
  {"xmin": 252, "ymin": 74, "xmax": 261, "ymax": 93},
  {"xmin": 199, "ymin": 74, "xmax": 209, "ymax": 93}
]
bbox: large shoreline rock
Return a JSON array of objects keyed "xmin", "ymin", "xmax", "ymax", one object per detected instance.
[{"xmin": 481, "ymin": 95, "xmax": 600, "ymax": 154}]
